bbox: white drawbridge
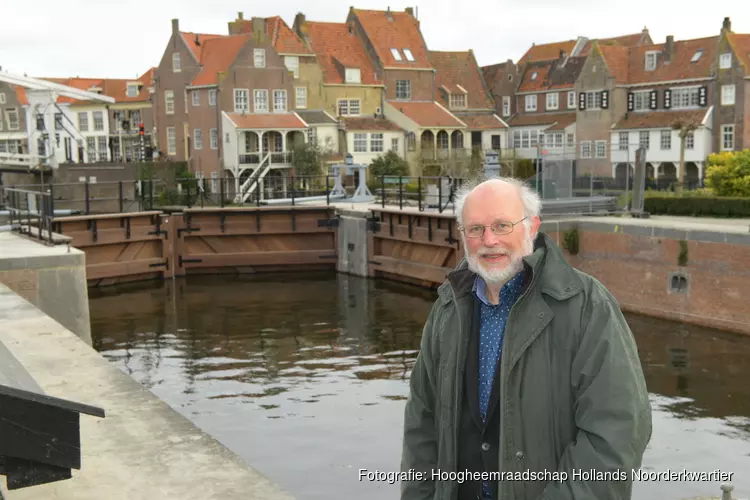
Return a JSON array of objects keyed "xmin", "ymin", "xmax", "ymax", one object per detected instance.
[{"xmin": 0, "ymin": 70, "xmax": 114, "ymax": 171}]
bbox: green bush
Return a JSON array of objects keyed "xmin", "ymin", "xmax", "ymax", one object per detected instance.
[
  {"xmin": 704, "ymin": 150, "xmax": 750, "ymax": 197},
  {"xmin": 643, "ymin": 195, "xmax": 750, "ymax": 217}
]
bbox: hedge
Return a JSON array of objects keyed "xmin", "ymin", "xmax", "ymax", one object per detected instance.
[{"xmin": 642, "ymin": 195, "xmax": 750, "ymax": 217}]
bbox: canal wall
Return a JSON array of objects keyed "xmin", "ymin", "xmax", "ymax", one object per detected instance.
[{"xmin": 0, "ymin": 283, "xmax": 295, "ymax": 500}]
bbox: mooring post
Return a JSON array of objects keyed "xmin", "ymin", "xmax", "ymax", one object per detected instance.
[{"xmin": 721, "ymin": 483, "xmax": 734, "ymax": 500}]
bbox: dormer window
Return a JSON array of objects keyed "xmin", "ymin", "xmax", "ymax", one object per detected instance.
[
  {"xmin": 254, "ymin": 49, "xmax": 266, "ymax": 68},
  {"xmin": 345, "ymin": 68, "xmax": 361, "ymax": 84},
  {"xmin": 390, "ymin": 48, "xmax": 402, "ymax": 61},
  {"xmin": 531, "ymin": 72, "xmax": 538, "ymax": 81},
  {"xmin": 403, "ymin": 49, "xmax": 415, "ymax": 62},
  {"xmin": 450, "ymin": 93, "xmax": 467, "ymax": 109},
  {"xmin": 691, "ymin": 50, "xmax": 703, "ymax": 63},
  {"xmin": 126, "ymin": 84, "xmax": 139, "ymax": 98},
  {"xmin": 645, "ymin": 51, "xmax": 658, "ymax": 71}
]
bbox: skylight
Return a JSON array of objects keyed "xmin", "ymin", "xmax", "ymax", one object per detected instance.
[
  {"xmin": 390, "ymin": 48, "xmax": 402, "ymax": 61},
  {"xmin": 403, "ymin": 49, "xmax": 415, "ymax": 62},
  {"xmin": 531, "ymin": 72, "xmax": 538, "ymax": 81},
  {"xmin": 691, "ymin": 50, "xmax": 703, "ymax": 63}
]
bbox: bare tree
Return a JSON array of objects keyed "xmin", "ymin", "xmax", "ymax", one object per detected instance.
[{"xmin": 672, "ymin": 120, "xmax": 698, "ymax": 193}]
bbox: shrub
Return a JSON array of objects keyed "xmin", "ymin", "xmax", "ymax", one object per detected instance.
[{"xmin": 704, "ymin": 150, "xmax": 750, "ymax": 197}]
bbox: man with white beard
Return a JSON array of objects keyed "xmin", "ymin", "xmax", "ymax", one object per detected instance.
[{"xmin": 400, "ymin": 177, "xmax": 652, "ymax": 500}]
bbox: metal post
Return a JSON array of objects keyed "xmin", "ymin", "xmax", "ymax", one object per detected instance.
[
  {"xmin": 418, "ymin": 176, "xmax": 422, "ymax": 212},
  {"xmin": 438, "ymin": 178, "xmax": 443, "ymax": 213},
  {"xmin": 49, "ymin": 183, "xmax": 55, "ymax": 217},
  {"xmin": 291, "ymin": 175, "xmax": 296, "ymax": 206},
  {"xmin": 186, "ymin": 181, "xmax": 191, "ymax": 208},
  {"xmin": 220, "ymin": 177, "xmax": 225, "ymax": 208},
  {"xmin": 84, "ymin": 181, "xmax": 90, "ymax": 215},
  {"xmin": 381, "ymin": 174, "xmax": 385, "ymax": 208},
  {"xmin": 398, "ymin": 176, "xmax": 403, "ymax": 210},
  {"xmin": 149, "ymin": 180, "xmax": 153, "ymax": 210},
  {"xmin": 118, "ymin": 181, "xmax": 123, "ymax": 213},
  {"xmin": 325, "ymin": 175, "xmax": 330, "ymax": 205}
]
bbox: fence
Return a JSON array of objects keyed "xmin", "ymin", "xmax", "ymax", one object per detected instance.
[{"xmin": 2, "ymin": 186, "xmax": 55, "ymax": 242}]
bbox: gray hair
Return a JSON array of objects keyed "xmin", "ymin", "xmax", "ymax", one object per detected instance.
[{"xmin": 453, "ymin": 175, "xmax": 542, "ymax": 229}]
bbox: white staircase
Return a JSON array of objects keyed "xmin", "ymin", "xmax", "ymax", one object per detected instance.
[{"xmin": 235, "ymin": 153, "xmax": 273, "ymax": 204}]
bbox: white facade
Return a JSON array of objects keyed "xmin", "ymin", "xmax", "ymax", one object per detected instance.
[
  {"xmin": 310, "ymin": 123, "xmax": 339, "ymax": 156},
  {"xmin": 475, "ymin": 128, "xmax": 509, "ymax": 152},
  {"xmin": 510, "ymin": 126, "xmax": 547, "ymax": 160},
  {"xmin": 346, "ymin": 129, "xmax": 405, "ymax": 166},
  {"xmin": 221, "ymin": 113, "xmax": 239, "ymax": 171}
]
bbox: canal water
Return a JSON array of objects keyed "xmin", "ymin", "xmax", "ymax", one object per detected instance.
[{"xmin": 89, "ymin": 273, "xmax": 750, "ymax": 500}]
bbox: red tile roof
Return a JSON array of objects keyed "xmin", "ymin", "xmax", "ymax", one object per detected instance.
[
  {"xmin": 181, "ymin": 32, "xmax": 225, "ymax": 61},
  {"xmin": 429, "ymin": 51, "xmax": 494, "ymax": 110},
  {"xmin": 349, "ymin": 8, "xmax": 432, "ymax": 69},
  {"xmin": 624, "ymin": 36, "xmax": 718, "ymax": 85},
  {"xmin": 519, "ymin": 40, "xmax": 577, "ymax": 64},
  {"xmin": 457, "ymin": 114, "xmax": 507, "ymax": 130},
  {"xmin": 230, "ymin": 16, "xmax": 312, "ymax": 55},
  {"xmin": 727, "ymin": 32, "xmax": 750, "ymax": 73},
  {"xmin": 597, "ymin": 44, "xmax": 630, "ymax": 84},
  {"xmin": 303, "ymin": 21, "xmax": 381, "ymax": 85},
  {"xmin": 507, "ymin": 113, "xmax": 569, "ymax": 128},
  {"xmin": 517, "ymin": 57, "xmax": 586, "ymax": 92},
  {"xmin": 191, "ymin": 35, "xmax": 250, "ymax": 86},
  {"xmin": 579, "ymin": 31, "xmax": 651, "ymax": 56},
  {"xmin": 343, "ymin": 117, "xmax": 402, "ymax": 132},
  {"xmin": 388, "ymin": 101, "xmax": 465, "ymax": 128},
  {"xmin": 613, "ymin": 109, "xmax": 709, "ymax": 130},
  {"xmin": 226, "ymin": 112, "xmax": 307, "ymax": 129},
  {"xmin": 542, "ymin": 112, "xmax": 577, "ymax": 131},
  {"xmin": 13, "ymin": 86, "xmax": 27, "ymax": 106}
]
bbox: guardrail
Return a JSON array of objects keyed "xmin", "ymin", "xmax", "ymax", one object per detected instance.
[{"xmin": 2, "ymin": 186, "xmax": 55, "ymax": 242}]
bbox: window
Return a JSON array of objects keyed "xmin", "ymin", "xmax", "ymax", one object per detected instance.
[
  {"xmin": 234, "ymin": 89, "xmax": 250, "ymax": 112},
  {"xmin": 172, "ymin": 53, "xmax": 181, "ymax": 72},
  {"xmin": 194, "ymin": 129, "xmax": 203, "ymax": 150},
  {"xmin": 209, "ymin": 89, "xmax": 217, "ymax": 106},
  {"xmin": 513, "ymin": 130, "xmax": 521, "ymax": 148},
  {"xmin": 0, "ymin": 93, "xmax": 5, "ymax": 104},
  {"xmin": 580, "ymin": 141, "xmax": 591, "ymax": 158},
  {"xmin": 691, "ymin": 50, "xmax": 703, "ymax": 63},
  {"xmin": 192, "ymin": 90, "xmax": 200, "ymax": 107},
  {"xmin": 567, "ymin": 91, "xmax": 575, "ymax": 109},
  {"xmin": 353, "ymin": 133, "xmax": 367, "ymax": 152},
  {"xmin": 253, "ymin": 90, "xmax": 268, "ymax": 112},
  {"xmin": 338, "ymin": 99, "xmax": 360, "ymax": 116},
  {"xmin": 254, "ymin": 49, "xmax": 266, "ymax": 68},
  {"xmin": 93, "ymin": 111, "xmax": 104, "ymax": 131},
  {"xmin": 370, "ymin": 133, "xmax": 383, "ymax": 152},
  {"xmin": 273, "ymin": 90, "xmax": 287, "ymax": 112},
  {"xmin": 720, "ymin": 53, "xmax": 732, "ymax": 69},
  {"xmin": 450, "ymin": 93, "xmax": 467, "ymax": 108},
  {"xmin": 645, "ymin": 51, "xmax": 658, "ymax": 71},
  {"xmin": 584, "ymin": 91, "xmax": 602, "ymax": 109},
  {"xmin": 721, "ymin": 125, "xmax": 734, "ymax": 151},
  {"xmin": 660, "ymin": 130, "xmax": 671, "ymax": 150},
  {"xmin": 639, "ymin": 131, "xmax": 650, "ymax": 149},
  {"xmin": 567, "ymin": 133, "xmax": 574, "ymax": 146},
  {"xmin": 391, "ymin": 137, "xmax": 399, "ymax": 152},
  {"xmin": 165, "ymin": 91, "xmax": 174, "ymax": 114},
  {"xmin": 97, "ymin": 136, "xmax": 107, "ymax": 161},
  {"xmin": 396, "ymin": 80, "xmax": 411, "ymax": 99},
  {"xmin": 502, "ymin": 96, "xmax": 510, "ymax": 116},
  {"xmin": 307, "ymin": 127, "xmax": 317, "ymax": 145},
  {"xmin": 632, "ymin": 90, "xmax": 650, "ymax": 111},
  {"xmin": 686, "ymin": 132, "xmax": 694, "ymax": 149},
  {"xmin": 167, "ymin": 127, "xmax": 176, "ymax": 155},
  {"xmin": 208, "ymin": 128, "xmax": 219, "ymax": 149},
  {"xmin": 595, "ymin": 141, "xmax": 606, "ymax": 158},
  {"xmin": 525, "ymin": 95, "xmax": 537, "ymax": 112},
  {"xmin": 53, "ymin": 113, "xmax": 63, "ymax": 131},
  {"xmin": 127, "ymin": 84, "xmax": 138, "ymax": 98},
  {"xmin": 284, "ymin": 56, "xmax": 299, "ymax": 78},
  {"xmin": 345, "ymin": 68, "xmax": 361, "ymax": 83},
  {"xmin": 671, "ymin": 87, "xmax": 700, "ymax": 109},
  {"xmin": 211, "ymin": 172, "xmax": 219, "ymax": 192},
  {"xmin": 546, "ymin": 92, "xmax": 559, "ymax": 110},
  {"xmin": 390, "ymin": 48, "xmax": 402, "ymax": 61},
  {"xmin": 531, "ymin": 72, "xmax": 538, "ymax": 81},
  {"xmin": 721, "ymin": 85, "xmax": 735, "ymax": 106},
  {"xmin": 619, "ymin": 132, "xmax": 628, "ymax": 150},
  {"xmin": 78, "ymin": 112, "xmax": 88, "ymax": 132},
  {"xmin": 86, "ymin": 137, "xmax": 96, "ymax": 160},
  {"xmin": 5, "ymin": 109, "xmax": 18, "ymax": 130},
  {"xmin": 0, "ymin": 115, "xmax": 3, "ymax": 131},
  {"xmin": 131, "ymin": 110, "xmax": 141, "ymax": 129},
  {"xmin": 295, "ymin": 87, "xmax": 307, "ymax": 109},
  {"xmin": 403, "ymin": 49, "xmax": 415, "ymax": 62}
]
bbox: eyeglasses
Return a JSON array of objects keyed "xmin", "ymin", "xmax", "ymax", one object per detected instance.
[{"xmin": 458, "ymin": 217, "xmax": 527, "ymax": 239}]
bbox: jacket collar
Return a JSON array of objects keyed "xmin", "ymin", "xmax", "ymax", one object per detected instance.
[{"xmin": 442, "ymin": 232, "xmax": 583, "ymax": 302}]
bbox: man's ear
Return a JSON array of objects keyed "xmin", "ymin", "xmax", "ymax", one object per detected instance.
[{"xmin": 530, "ymin": 215, "xmax": 542, "ymax": 236}]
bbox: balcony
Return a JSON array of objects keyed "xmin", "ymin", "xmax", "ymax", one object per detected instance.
[{"xmin": 238, "ymin": 151, "xmax": 293, "ymax": 166}]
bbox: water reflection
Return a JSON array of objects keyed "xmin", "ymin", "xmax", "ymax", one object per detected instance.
[{"xmin": 89, "ymin": 273, "xmax": 750, "ymax": 500}]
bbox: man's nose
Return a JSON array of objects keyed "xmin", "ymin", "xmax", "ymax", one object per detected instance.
[{"xmin": 481, "ymin": 227, "xmax": 502, "ymax": 246}]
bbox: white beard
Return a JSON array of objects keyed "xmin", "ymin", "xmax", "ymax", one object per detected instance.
[{"xmin": 465, "ymin": 232, "xmax": 535, "ymax": 287}]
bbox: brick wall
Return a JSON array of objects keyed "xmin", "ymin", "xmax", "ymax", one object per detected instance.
[{"xmin": 545, "ymin": 225, "xmax": 750, "ymax": 335}]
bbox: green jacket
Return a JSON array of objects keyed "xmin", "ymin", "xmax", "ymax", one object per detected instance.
[{"xmin": 400, "ymin": 232, "xmax": 652, "ymax": 500}]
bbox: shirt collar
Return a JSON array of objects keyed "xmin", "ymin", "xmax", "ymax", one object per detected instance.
[{"xmin": 472, "ymin": 269, "xmax": 527, "ymax": 307}]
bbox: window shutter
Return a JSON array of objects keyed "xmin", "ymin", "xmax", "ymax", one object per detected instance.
[
  {"xmin": 664, "ymin": 89, "xmax": 671, "ymax": 109},
  {"xmin": 698, "ymin": 86, "xmax": 707, "ymax": 106},
  {"xmin": 627, "ymin": 92, "xmax": 634, "ymax": 111},
  {"xmin": 601, "ymin": 90, "xmax": 609, "ymax": 109},
  {"xmin": 579, "ymin": 92, "xmax": 586, "ymax": 110},
  {"xmin": 649, "ymin": 90, "xmax": 658, "ymax": 110}
]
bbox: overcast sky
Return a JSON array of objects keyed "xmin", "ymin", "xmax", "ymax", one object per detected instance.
[{"xmin": 1, "ymin": 0, "xmax": 749, "ymax": 79}]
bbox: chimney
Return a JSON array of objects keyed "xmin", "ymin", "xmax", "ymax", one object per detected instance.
[
  {"xmin": 294, "ymin": 12, "xmax": 306, "ymax": 33},
  {"xmin": 251, "ymin": 17, "xmax": 266, "ymax": 38},
  {"xmin": 237, "ymin": 12, "xmax": 243, "ymax": 20},
  {"xmin": 386, "ymin": 6, "xmax": 393, "ymax": 21},
  {"xmin": 194, "ymin": 33, "xmax": 200, "ymax": 45},
  {"xmin": 405, "ymin": 7, "xmax": 414, "ymax": 16},
  {"xmin": 722, "ymin": 17, "xmax": 731, "ymax": 32},
  {"xmin": 664, "ymin": 35, "xmax": 674, "ymax": 63},
  {"xmin": 348, "ymin": 22, "xmax": 353, "ymax": 35},
  {"xmin": 171, "ymin": 18, "xmax": 179, "ymax": 34}
]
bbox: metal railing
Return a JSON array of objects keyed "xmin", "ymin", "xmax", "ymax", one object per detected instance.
[
  {"xmin": 2, "ymin": 186, "xmax": 55, "ymax": 242},
  {"xmin": 373, "ymin": 175, "xmax": 467, "ymax": 214}
]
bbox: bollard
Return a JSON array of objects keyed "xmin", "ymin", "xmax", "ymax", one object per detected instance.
[{"xmin": 721, "ymin": 484, "xmax": 734, "ymax": 500}]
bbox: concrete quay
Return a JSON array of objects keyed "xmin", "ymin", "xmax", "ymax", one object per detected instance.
[{"xmin": 0, "ymin": 281, "xmax": 294, "ymax": 500}]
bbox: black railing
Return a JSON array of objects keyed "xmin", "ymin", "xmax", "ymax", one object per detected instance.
[
  {"xmin": 2, "ymin": 186, "xmax": 55, "ymax": 243},
  {"xmin": 373, "ymin": 175, "xmax": 467, "ymax": 214}
]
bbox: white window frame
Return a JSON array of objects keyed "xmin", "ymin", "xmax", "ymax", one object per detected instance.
[
  {"xmin": 450, "ymin": 93, "xmax": 467, "ymax": 109},
  {"xmin": 632, "ymin": 90, "xmax": 651, "ymax": 111},
  {"xmin": 670, "ymin": 86, "xmax": 700, "ymax": 110},
  {"xmin": 618, "ymin": 131, "xmax": 628, "ymax": 150},
  {"xmin": 686, "ymin": 132, "xmax": 694, "ymax": 150},
  {"xmin": 390, "ymin": 48, "xmax": 402, "ymax": 61},
  {"xmin": 284, "ymin": 56, "xmax": 299, "ymax": 78},
  {"xmin": 254, "ymin": 49, "xmax": 266, "ymax": 68},
  {"xmin": 660, "ymin": 129, "xmax": 671, "ymax": 150},
  {"xmin": 127, "ymin": 85, "xmax": 138, "ymax": 98},
  {"xmin": 273, "ymin": 89, "xmax": 287, "ymax": 112},
  {"xmin": 6, "ymin": 109, "xmax": 19, "ymax": 131},
  {"xmin": 338, "ymin": 99, "xmax": 361, "ymax": 116},
  {"xmin": 345, "ymin": 68, "xmax": 361, "ymax": 84},
  {"xmin": 210, "ymin": 128, "xmax": 218, "ymax": 149},
  {"xmin": 93, "ymin": 111, "xmax": 104, "ymax": 131},
  {"xmin": 192, "ymin": 90, "xmax": 200, "ymax": 107},
  {"xmin": 172, "ymin": 53, "xmax": 181, "ymax": 72},
  {"xmin": 193, "ymin": 128, "xmax": 203, "ymax": 150},
  {"xmin": 78, "ymin": 112, "xmax": 88, "ymax": 132},
  {"xmin": 585, "ymin": 91, "xmax": 602, "ymax": 110},
  {"xmin": 546, "ymin": 92, "xmax": 559, "ymax": 110},
  {"xmin": 295, "ymin": 87, "xmax": 307, "ymax": 109},
  {"xmin": 645, "ymin": 51, "xmax": 658, "ymax": 71},
  {"xmin": 396, "ymin": 80, "xmax": 411, "ymax": 99},
  {"xmin": 208, "ymin": 89, "xmax": 217, "ymax": 106},
  {"xmin": 721, "ymin": 124, "xmax": 734, "ymax": 151},
  {"xmin": 567, "ymin": 91, "xmax": 575, "ymax": 109},
  {"xmin": 254, "ymin": 90, "xmax": 268, "ymax": 113},
  {"xmin": 353, "ymin": 133, "xmax": 367, "ymax": 152},
  {"xmin": 525, "ymin": 94, "xmax": 537, "ymax": 112},
  {"xmin": 391, "ymin": 137, "xmax": 399, "ymax": 152},
  {"xmin": 567, "ymin": 133, "xmax": 574, "ymax": 147},
  {"xmin": 234, "ymin": 89, "xmax": 250, "ymax": 113},
  {"xmin": 639, "ymin": 130, "xmax": 650, "ymax": 149},
  {"xmin": 370, "ymin": 133, "xmax": 384, "ymax": 152},
  {"xmin": 720, "ymin": 53, "xmax": 732, "ymax": 69},
  {"xmin": 167, "ymin": 127, "xmax": 176, "ymax": 155},
  {"xmin": 595, "ymin": 140, "xmax": 607, "ymax": 158},
  {"xmin": 502, "ymin": 96, "xmax": 510, "ymax": 116},
  {"xmin": 580, "ymin": 141, "xmax": 592, "ymax": 158},
  {"xmin": 721, "ymin": 85, "xmax": 735, "ymax": 106},
  {"xmin": 165, "ymin": 91, "xmax": 174, "ymax": 115},
  {"xmin": 403, "ymin": 49, "xmax": 415, "ymax": 62}
]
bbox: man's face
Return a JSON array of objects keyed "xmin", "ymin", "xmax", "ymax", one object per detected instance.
[{"xmin": 460, "ymin": 183, "xmax": 539, "ymax": 286}]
